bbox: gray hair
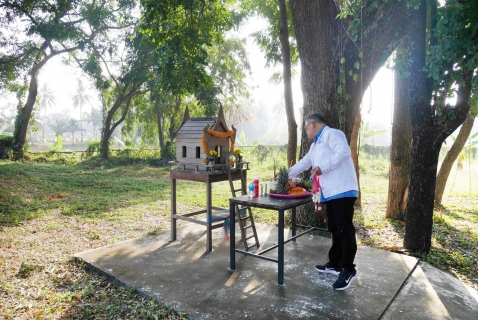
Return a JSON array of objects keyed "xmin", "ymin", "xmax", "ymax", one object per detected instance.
[{"xmin": 305, "ymin": 113, "xmax": 326, "ymax": 125}]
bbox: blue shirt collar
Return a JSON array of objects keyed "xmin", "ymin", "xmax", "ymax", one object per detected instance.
[{"xmin": 314, "ymin": 126, "xmax": 326, "ymax": 144}]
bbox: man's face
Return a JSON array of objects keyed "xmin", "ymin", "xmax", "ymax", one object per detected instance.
[{"xmin": 304, "ymin": 120, "xmax": 316, "ymax": 139}]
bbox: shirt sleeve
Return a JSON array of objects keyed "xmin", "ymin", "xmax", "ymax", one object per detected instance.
[{"xmin": 288, "ymin": 144, "xmax": 313, "ymax": 179}]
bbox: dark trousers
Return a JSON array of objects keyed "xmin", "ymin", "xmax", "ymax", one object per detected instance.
[{"xmin": 326, "ymin": 197, "xmax": 357, "ymax": 271}]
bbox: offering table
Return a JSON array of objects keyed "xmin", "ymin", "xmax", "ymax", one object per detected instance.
[{"xmin": 229, "ymin": 194, "xmax": 327, "ymax": 285}]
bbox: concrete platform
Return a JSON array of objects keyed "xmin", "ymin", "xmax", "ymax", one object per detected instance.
[{"xmin": 74, "ymin": 224, "xmax": 478, "ymax": 319}]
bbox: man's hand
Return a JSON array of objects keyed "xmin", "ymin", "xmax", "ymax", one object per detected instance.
[{"xmin": 313, "ymin": 166, "xmax": 322, "ymax": 175}]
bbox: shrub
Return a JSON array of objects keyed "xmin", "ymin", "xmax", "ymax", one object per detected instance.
[
  {"xmin": 50, "ymin": 134, "xmax": 63, "ymax": 152},
  {"xmin": 86, "ymin": 141, "xmax": 101, "ymax": 157},
  {"xmin": 160, "ymin": 141, "xmax": 176, "ymax": 161},
  {"xmin": 0, "ymin": 133, "xmax": 14, "ymax": 159}
]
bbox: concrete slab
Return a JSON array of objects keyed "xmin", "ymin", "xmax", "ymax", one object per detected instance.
[
  {"xmin": 74, "ymin": 223, "xmax": 418, "ymax": 319},
  {"xmin": 382, "ymin": 261, "xmax": 478, "ymax": 320}
]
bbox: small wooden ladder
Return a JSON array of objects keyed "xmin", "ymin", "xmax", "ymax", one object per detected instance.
[{"xmin": 226, "ymin": 166, "xmax": 260, "ymax": 251}]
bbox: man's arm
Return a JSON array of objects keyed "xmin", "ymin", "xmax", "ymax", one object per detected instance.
[{"xmin": 288, "ymin": 147, "xmax": 312, "ymax": 179}]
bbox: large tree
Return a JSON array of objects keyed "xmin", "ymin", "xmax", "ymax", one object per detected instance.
[
  {"xmin": 129, "ymin": 36, "xmax": 252, "ymax": 151},
  {"xmin": 244, "ymin": 0, "xmax": 299, "ymax": 166},
  {"xmin": 0, "ymin": 0, "xmax": 133, "ymax": 158},
  {"xmin": 404, "ymin": 0, "xmax": 477, "ymax": 252},
  {"xmin": 386, "ymin": 39, "xmax": 412, "ymax": 222},
  {"xmin": 137, "ymin": 0, "xmax": 243, "ymax": 154},
  {"xmin": 289, "ymin": 0, "xmax": 407, "ymax": 144},
  {"xmin": 69, "ymin": 3, "xmax": 149, "ymax": 159},
  {"xmin": 288, "ymin": 0, "xmax": 407, "ymax": 225},
  {"xmin": 435, "ymin": 112, "xmax": 476, "ymax": 205}
]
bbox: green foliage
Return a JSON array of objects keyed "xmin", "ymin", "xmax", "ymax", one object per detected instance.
[
  {"xmin": 360, "ymin": 144, "xmax": 390, "ymax": 160},
  {"xmin": 140, "ymin": 0, "xmax": 240, "ymax": 96},
  {"xmin": 426, "ymin": 1, "xmax": 478, "ymax": 84},
  {"xmin": 16, "ymin": 262, "xmax": 43, "ymax": 279},
  {"xmin": 422, "ymin": 1, "xmax": 478, "ymax": 124},
  {"xmin": 160, "ymin": 141, "xmax": 176, "ymax": 161},
  {"xmin": 50, "ymin": 134, "xmax": 63, "ymax": 152},
  {"xmin": 200, "ymin": 38, "xmax": 252, "ymax": 115},
  {"xmin": 86, "ymin": 140, "xmax": 101, "ymax": 157},
  {"xmin": 1, "ymin": 0, "xmax": 139, "ymax": 155},
  {"xmin": 0, "ymin": 133, "xmax": 14, "ymax": 159},
  {"xmin": 82, "ymin": 107, "xmax": 103, "ymax": 139},
  {"xmin": 243, "ymin": 0, "xmax": 299, "ymax": 69},
  {"xmin": 333, "ymin": 0, "xmax": 378, "ymax": 129}
]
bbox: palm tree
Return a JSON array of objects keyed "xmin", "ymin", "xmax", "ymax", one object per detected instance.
[
  {"xmin": 71, "ymin": 80, "xmax": 92, "ymax": 143},
  {"xmin": 47, "ymin": 114, "xmax": 68, "ymax": 137},
  {"xmin": 82, "ymin": 107, "xmax": 103, "ymax": 139},
  {"xmin": 65, "ymin": 118, "xmax": 82, "ymax": 146},
  {"xmin": 39, "ymin": 83, "xmax": 56, "ymax": 142}
]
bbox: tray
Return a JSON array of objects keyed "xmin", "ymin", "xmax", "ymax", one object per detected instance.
[{"xmin": 269, "ymin": 192, "xmax": 312, "ymax": 199}]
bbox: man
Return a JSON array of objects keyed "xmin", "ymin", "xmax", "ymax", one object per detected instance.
[{"xmin": 288, "ymin": 113, "xmax": 359, "ymax": 290}]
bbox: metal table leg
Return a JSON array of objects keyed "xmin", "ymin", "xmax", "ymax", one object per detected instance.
[
  {"xmin": 278, "ymin": 209, "xmax": 284, "ymax": 286},
  {"xmin": 229, "ymin": 200, "xmax": 235, "ymax": 271},
  {"xmin": 171, "ymin": 178, "xmax": 177, "ymax": 241},
  {"xmin": 206, "ymin": 181, "xmax": 212, "ymax": 252},
  {"xmin": 292, "ymin": 206, "xmax": 297, "ymax": 241}
]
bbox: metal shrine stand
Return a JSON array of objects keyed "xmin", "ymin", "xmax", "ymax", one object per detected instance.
[{"xmin": 169, "ymin": 161, "xmax": 259, "ymax": 252}]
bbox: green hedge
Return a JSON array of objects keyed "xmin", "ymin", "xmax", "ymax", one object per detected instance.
[{"xmin": 0, "ymin": 133, "xmax": 14, "ymax": 159}]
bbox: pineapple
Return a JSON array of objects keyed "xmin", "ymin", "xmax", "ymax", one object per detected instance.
[{"xmin": 276, "ymin": 167, "xmax": 289, "ymax": 194}]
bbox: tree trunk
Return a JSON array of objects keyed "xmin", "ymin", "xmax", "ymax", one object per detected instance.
[
  {"xmin": 100, "ymin": 86, "xmax": 138, "ymax": 159},
  {"xmin": 386, "ymin": 53, "xmax": 411, "ymax": 222},
  {"xmin": 350, "ymin": 112, "xmax": 361, "ymax": 206},
  {"xmin": 168, "ymin": 96, "xmax": 182, "ymax": 142},
  {"xmin": 435, "ymin": 113, "xmax": 475, "ymax": 205},
  {"xmin": 155, "ymin": 101, "xmax": 165, "ymax": 150},
  {"xmin": 290, "ymin": 0, "xmax": 407, "ymax": 146},
  {"xmin": 278, "ymin": 0, "xmax": 298, "ymax": 167},
  {"xmin": 289, "ymin": 0, "xmax": 407, "ymax": 226},
  {"xmin": 101, "ymin": 104, "xmax": 117, "ymax": 159},
  {"xmin": 404, "ymin": 0, "xmax": 472, "ymax": 252},
  {"xmin": 289, "ymin": 0, "xmax": 338, "ymax": 141},
  {"xmin": 14, "ymin": 65, "xmax": 40, "ymax": 158},
  {"xmin": 404, "ymin": 0, "xmax": 435, "ymax": 252}
]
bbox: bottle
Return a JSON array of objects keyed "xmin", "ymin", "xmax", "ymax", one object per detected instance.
[
  {"xmin": 248, "ymin": 181, "xmax": 254, "ymax": 198},
  {"xmin": 253, "ymin": 173, "xmax": 259, "ymax": 197}
]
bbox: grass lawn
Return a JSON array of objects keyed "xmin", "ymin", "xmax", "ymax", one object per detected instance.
[{"xmin": 0, "ymin": 149, "xmax": 477, "ymax": 319}]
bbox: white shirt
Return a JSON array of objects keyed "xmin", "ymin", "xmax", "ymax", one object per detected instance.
[{"xmin": 288, "ymin": 126, "xmax": 358, "ymax": 199}]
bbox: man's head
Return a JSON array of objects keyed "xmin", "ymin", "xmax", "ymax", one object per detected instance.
[{"xmin": 304, "ymin": 113, "xmax": 326, "ymax": 139}]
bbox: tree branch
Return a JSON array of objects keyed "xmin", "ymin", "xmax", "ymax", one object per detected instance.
[{"xmin": 435, "ymin": 68, "xmax": 474, "ymax": 142}]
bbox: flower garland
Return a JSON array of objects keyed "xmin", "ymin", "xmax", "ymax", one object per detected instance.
[
  {"xmin": 202, "ymin": 129, "xmax": 235, "ymax": 154},
  {"xmin": 207, "ymin": 129, "xmax": 234, "ymax": 138},
  {"xmin": 202, "ymin": 134, "xmax": 208, "ymax": 154}
]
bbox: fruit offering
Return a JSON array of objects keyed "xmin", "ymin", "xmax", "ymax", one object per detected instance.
[
  {"xmin": 275, "ymin": 166, "xmax": 310, "ymax": 195},
  {"xmin": 276, "ymin": 167, "xmax": 289, "ymax": 194},
  {"xmin": 289, "ymin": 187, "xmax": 307, "ymax": 194}
]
